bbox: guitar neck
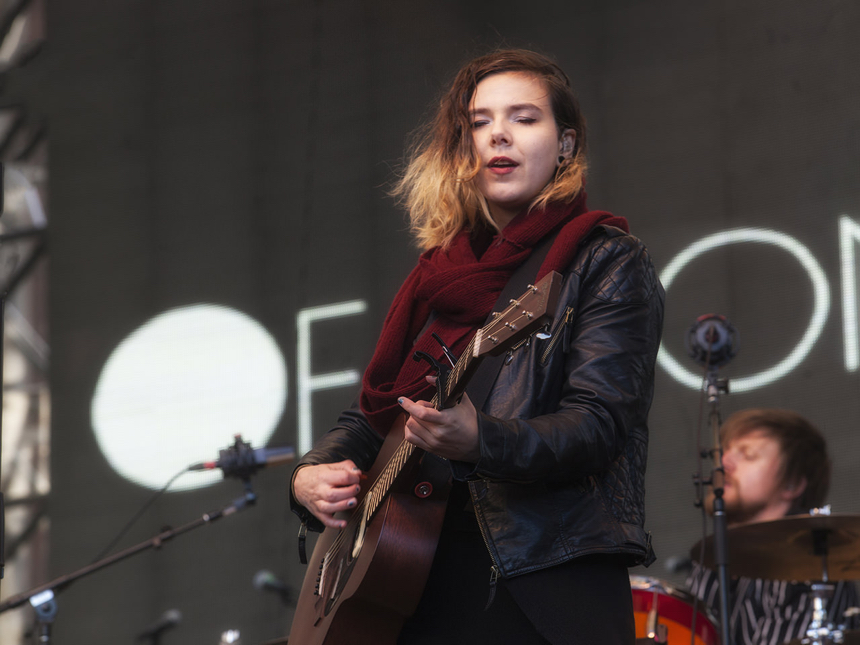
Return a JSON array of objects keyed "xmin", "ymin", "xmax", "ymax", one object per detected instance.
[
  {"xmin": 430, "ymin": 335, "xmax": 482, "ymax": 410},
  {"xmin": 363, "ymin": 437, "xmax": 418, "ymax": 523}
]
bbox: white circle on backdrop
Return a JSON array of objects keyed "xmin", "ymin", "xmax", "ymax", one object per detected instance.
[
  {"xmin": 91, "ymin": 304, "xmax": 287, "ymax": 491},
  {"xmin": 658, "ymin": 228, "xmax": 830, "ymax": 392}
]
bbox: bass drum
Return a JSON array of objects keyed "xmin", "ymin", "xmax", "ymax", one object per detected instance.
[{"xmin": 630, "ymin": 576, "xmax": 719, "ymax": 645}]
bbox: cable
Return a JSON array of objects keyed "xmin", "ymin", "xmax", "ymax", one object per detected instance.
[{"xmin": 90, "ymin": 467, "xmax": 188, "ymax": 564}]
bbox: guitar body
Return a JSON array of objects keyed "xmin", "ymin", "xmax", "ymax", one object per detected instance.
[{"xmin": 288, "ymin": 415, "xmax": 452, "ymax": 645}]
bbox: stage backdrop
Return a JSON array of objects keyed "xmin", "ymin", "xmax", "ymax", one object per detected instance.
[{"xmin": 9, "ymin": 0, "xmax": 859, "ymax": 642}]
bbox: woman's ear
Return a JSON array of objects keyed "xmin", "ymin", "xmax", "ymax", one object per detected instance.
[{"xmin": 559, "ymin": 129, "xmax": 576, "ymax": 159}]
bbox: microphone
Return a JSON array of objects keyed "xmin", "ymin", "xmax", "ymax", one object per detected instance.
[
  {"xmin": 188, "ymin": 435, "xmax": 295, "ymax": 480},
  {"xmin": 253, "ymin": 569, "xmax": 294, "ymax": 605},
  {"xmin": 685, "ymin": 314, "xmax": 739, "ymax": 368},
  {"xmin": 136, "ymin": 609, "xmax": 181, "ymax": 641}
]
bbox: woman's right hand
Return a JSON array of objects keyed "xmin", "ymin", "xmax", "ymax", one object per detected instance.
[{"xmin": 292, "ymin": 460, "xmax": 363, "ymax": 529}]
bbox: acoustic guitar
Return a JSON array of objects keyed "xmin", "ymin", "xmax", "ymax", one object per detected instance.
[{"xmin": 288, "ymin": 270, "xmax": 562, "ymax": 645}]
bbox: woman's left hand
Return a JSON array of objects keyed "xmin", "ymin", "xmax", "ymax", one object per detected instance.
[{"xmin": 398, "ymin": 377, "xmax": 480, "ymax": 462}]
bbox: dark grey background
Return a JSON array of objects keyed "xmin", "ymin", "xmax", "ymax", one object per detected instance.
[{"xmin": 7, "ymin": 1, "xmax": 859, "ymax": 642}]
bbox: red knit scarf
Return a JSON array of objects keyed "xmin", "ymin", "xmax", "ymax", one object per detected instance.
[{"xmin": 360, "ymin": 193, "xmax": 628, "ymax": 433}]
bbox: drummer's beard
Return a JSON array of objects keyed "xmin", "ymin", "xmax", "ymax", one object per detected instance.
[{"xmin": 705, "ymin": 480, "xmax": 770, "ymax": 526}]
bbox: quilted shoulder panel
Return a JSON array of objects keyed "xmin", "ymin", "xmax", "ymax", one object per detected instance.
[{"xmin": 578, "ymin": 233, "xmax": 661, "ymax": 305}]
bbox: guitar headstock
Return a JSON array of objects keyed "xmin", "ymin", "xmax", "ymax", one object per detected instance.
[{"xmin": 473, "ymin": 271, "xmax": 563, "ymax": 358}]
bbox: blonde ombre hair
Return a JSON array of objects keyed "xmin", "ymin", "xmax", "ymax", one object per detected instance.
[{"xmin": 392, "ymin": 49, "xmax": 588, "ymax": 250}]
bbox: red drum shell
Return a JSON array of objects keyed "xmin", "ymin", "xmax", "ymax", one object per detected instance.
[{"xmin": 630, "ymin": 576, "xmax": 719, "ymax": 645}]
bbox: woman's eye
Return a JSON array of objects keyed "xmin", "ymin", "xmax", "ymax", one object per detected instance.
[
  {"xmin": 515, "ymin": 117, "xmax": 536, "ymax": 124},
  {"xmin": 471, "ymin": 120, "xmax": 488, "ymax": 129}
]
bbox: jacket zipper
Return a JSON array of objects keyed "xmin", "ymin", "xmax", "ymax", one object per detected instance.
[
  {"xmin": 470, "ymin": 481, "xmax": 504, "ymax": 609},
  {"xmin": 486, "ymin": 564, "xmax": 501, "ymax": 610},
  {"xmin": 504, "ymin": 337, "xmax": 530, "ymax": 365},
  {"xmin": 540, "ymin": 306, "xmax": 575, "ymax": 365}
]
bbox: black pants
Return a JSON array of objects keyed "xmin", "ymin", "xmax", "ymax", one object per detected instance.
[{"xmin": 398, "ymin": 522, "xmax": 635, "ymax": 645}]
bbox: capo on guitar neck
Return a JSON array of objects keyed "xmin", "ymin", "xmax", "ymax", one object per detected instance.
[
  {"xmin": 431, "ymin": 332, "xmax": 457, "ymax": 368},
  {"xmin": 412, "ymin": 350, "xmax": 451, "ymax": 408}
]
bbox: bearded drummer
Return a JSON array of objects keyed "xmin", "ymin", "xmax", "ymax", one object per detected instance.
[{"xmin": 687, "ymin": 408, "xmax": 859, "ymax": 644}]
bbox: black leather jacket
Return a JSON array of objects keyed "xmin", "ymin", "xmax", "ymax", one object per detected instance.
[{"xmin": 291, "ymin": 225, "xmax": 664, "ymax": 578}]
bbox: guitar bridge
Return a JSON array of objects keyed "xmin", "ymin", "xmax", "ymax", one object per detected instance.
[{"xmin": 315, "ymin": 554, "xmax": 328, "ymax": 596}]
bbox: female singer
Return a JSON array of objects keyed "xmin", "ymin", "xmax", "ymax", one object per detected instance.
[{"xmin": 291, "ymin": 48, "xmax": 664, "ymax": 644}]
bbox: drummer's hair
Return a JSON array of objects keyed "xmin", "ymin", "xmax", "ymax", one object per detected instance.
[{"xmin": 722, "ymin": 408, "xmax": 830, "ymax": 514}]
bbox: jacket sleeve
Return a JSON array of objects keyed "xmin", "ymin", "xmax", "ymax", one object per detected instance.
[
  {"xmin": 288, "ymin": 399, "xmax": 384, "ymax": 531},
  {"xmin": 463, "ymin": 232, "xmax": 664, "ymax": 483}
]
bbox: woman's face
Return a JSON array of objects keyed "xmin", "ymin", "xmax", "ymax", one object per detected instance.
[{"xmin": 469, "ymin": 71, "xmax": 574, "ymax": 228}]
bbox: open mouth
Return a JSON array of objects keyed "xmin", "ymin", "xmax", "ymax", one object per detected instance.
[
  {"xmin": 488, "ymin": 157, "xmax": 518, "ymax": 168},
  {"xmin": 488, "ymin": 157, "xmax": 518, "ymax": 173}
]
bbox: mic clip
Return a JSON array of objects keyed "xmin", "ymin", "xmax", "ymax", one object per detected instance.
[{"xmin": 217, "ymin": 435, "xmax": 263, "ymax": 482}]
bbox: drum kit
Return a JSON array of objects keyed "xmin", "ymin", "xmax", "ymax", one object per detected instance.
[{"xmin": 633, "ymin": 511, "xmax": 860, "ymax": 645}]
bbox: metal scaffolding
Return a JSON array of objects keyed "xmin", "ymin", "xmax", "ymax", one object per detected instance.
[{"xmin": 0, "ymin": 1, "xmax": 48, "ymax": 642}]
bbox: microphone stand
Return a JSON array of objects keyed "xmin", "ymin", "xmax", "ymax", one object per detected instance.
[
  {"xmin": 0, "ymin": 483, "xmax": 257, "ymax": 643},
  {"xmin": 703, "ymin": 368, "xmax": 732, "ymax": 645}
]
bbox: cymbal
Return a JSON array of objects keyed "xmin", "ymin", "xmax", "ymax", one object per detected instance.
[
  {"xmin": 690, "ymin": 513, "xmax": 860, "ymax": 582},
  {"xmin": 788, "ymin": 630, "xmax": 860, "ymax": 645}
]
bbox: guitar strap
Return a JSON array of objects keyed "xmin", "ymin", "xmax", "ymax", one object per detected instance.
[{"xmin": 464, "ymin": 228, "xmax": 560, "ymax": 413}]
